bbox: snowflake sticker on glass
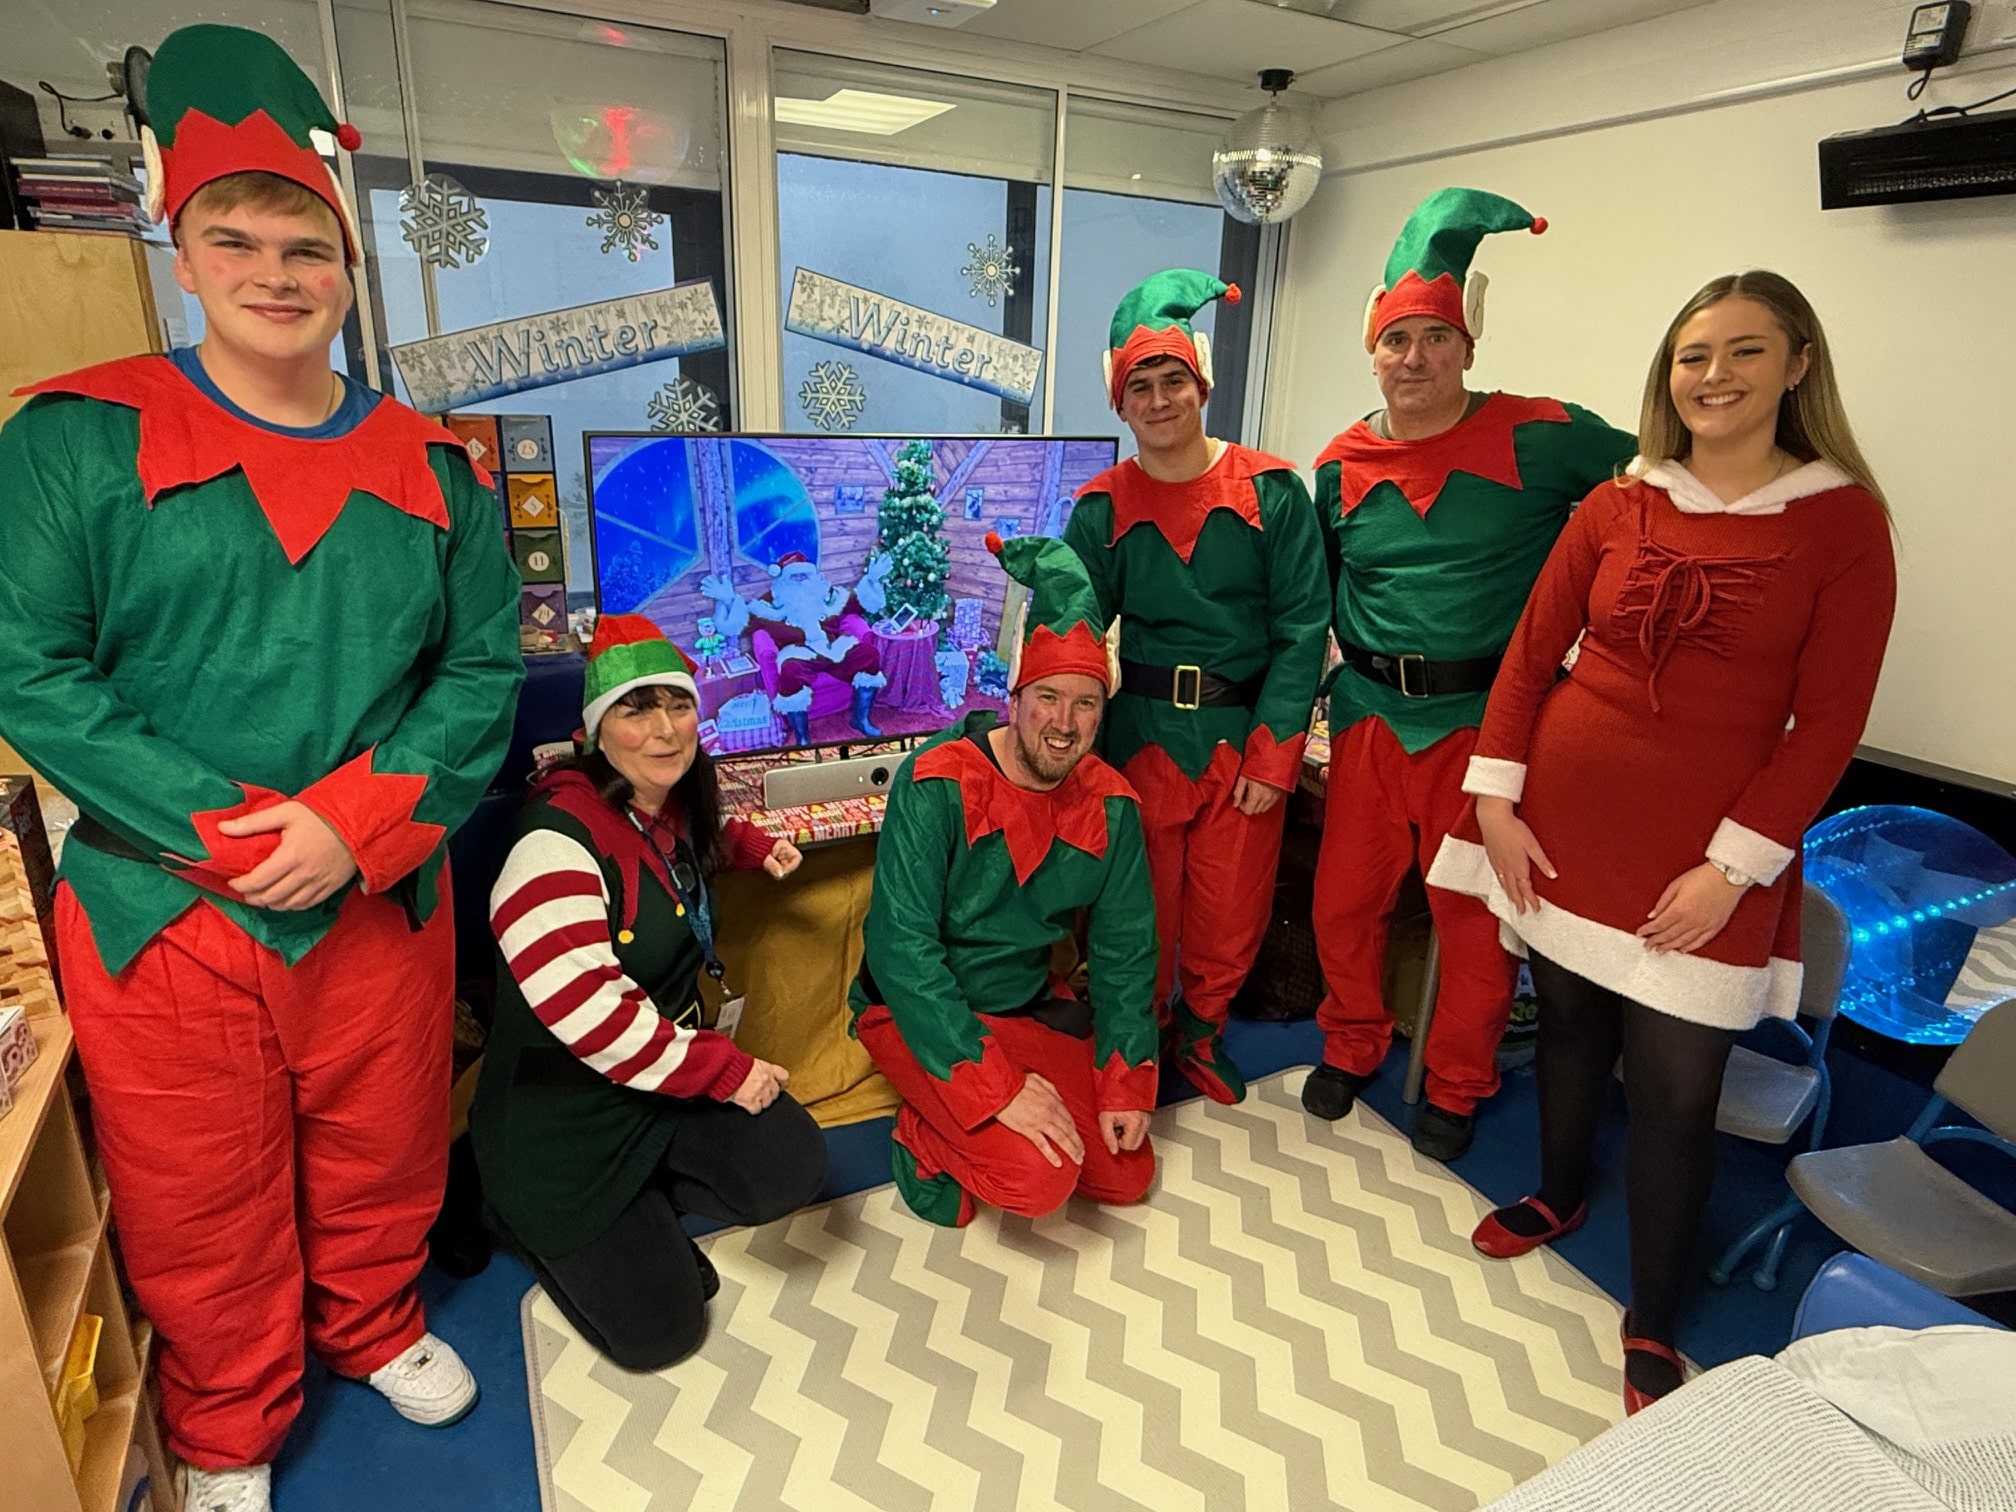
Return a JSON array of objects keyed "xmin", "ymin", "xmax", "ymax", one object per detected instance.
[
  {"xmin": 586, "ymin": 181, "xmax": 665, "ymax": 262},
  {"xmin": 798, "ymin": 360, "xmax": 867, "ymax": 432},
  {"xmin": 960, "ymin": 234, "xmax": 1020, "ymax": 308},
  {"xmin": 647, "ymin": 377, "xmax": 721, "ymax": 433},
  {"xmin": 399, "ymin": 174, "xmax": 488, "ymax": 270}
]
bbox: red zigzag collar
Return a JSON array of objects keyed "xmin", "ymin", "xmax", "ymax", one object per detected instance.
[
  {"xmin": 1078, "ymin": 444, "xmax": 1295, "ymax": 564},
  {"xmin": 914, "ymin": 736, "xmax": 1137, "ymax": 884},
  {"xmin": 1317, "ymin": 392, "xmax": 1570, "ymax": 519}
]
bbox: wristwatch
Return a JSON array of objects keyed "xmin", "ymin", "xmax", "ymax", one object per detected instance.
[{"xmin": 1709, "ymin": 858, "xmax": 1756, "ymax": 888}]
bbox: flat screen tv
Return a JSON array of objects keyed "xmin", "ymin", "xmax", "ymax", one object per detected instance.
[{"xmin": 584, "ymin": 433, "xmax": 1120, "ymax": 756}]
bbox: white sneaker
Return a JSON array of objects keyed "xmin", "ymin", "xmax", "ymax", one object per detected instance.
[
  {"xmin": 365, "ymin": 1331, "xmax": 480, "ymax": 1426},
  {"xmin": 180, "ymin": 1462, "xmax": 272, "ymax": 1512}
]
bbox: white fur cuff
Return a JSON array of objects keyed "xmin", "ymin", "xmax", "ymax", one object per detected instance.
[
  {"xmin": 1462, "ymin": 757, "xmax": 1527, "ymax": 803},
  {"xmin": 1708, "ymin": 817, "xmax": 1797, "ymax": 886}
]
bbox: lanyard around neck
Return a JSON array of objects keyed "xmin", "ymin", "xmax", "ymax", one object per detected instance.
[{"xmin": 626, "ymin": 811, "xmax": 725, "ymax": 985}]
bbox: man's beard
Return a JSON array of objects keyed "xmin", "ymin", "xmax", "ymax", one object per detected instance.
[{"xmin": 1016, "ymin": 725, "xmax": 1083, "ymax": 784}]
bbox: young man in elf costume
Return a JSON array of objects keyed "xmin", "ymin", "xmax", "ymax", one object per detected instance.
[
  {"xmin": 0, "ymin": 26, "xmax": 521, "ymax": 1511},
  {"xmin": 1063, "ymin": 270, "xmax": 1330, "ymax": 1106},
  {"xmin": 1304, "ymin": 187, "xmax": 1635, "ymax": 1161},
  {"xmin": 851, "ymin": 535, "xmax": 1160, "ymax": 1228}
]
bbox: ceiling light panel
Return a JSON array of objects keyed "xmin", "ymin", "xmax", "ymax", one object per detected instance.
[{"xmin": 773, "ymin": 88, "xmax": 957, "ymax": 134}]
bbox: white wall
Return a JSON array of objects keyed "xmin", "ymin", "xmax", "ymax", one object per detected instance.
[{"xmin": 1269, "ymin": 0, "xmax": 2016, "ymax": 786}]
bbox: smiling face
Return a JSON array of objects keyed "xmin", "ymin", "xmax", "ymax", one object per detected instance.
[
  {"xmin": 1667, "ymin": 295, "xmax": 1811, "ymax": 452},
  {"xmin": 1372, "ymin": 315, "xmax": 1473, "ymax": 432},
  {"xmin": 1118, "ymin": 355, "xmax": 1206, "ymax": 458},
  {"xmin": 173, "ymin": 193, "xmax": 353, "ymax": 368},
  {"xmin": 1003, "ymin": 673, "xmax": 1106, "ymax": 789},
  {"xmin": 598, "ymin": 685, "xmax": 701, "ymax": 809}
]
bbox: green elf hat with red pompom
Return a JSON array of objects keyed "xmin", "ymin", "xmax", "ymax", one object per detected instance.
[
  {"xmin": 1362, "ymin": 187, "xmax": 1547, "ymax": 353},
  {"xmin": 1103, "ymin": 268, "xmax": 1241, "ymax": 411},
  {"xmin": 986, "ymin": 532, "xmax": 1115, "ymax": 693},
  {"xmin": 143, "ymin": 23, "xmax": 366, "ymax": 262},
  {"xmin": 581, "ymin": 614, "xmax": 700, "ymax": 752}
]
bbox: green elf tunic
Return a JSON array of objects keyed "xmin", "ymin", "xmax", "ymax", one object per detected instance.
[
  {"xmin": 1315, "ymin": 394, "xmax": 1636, "ymax": 752},
  {"xmin": 0, "ymin": 356, "xmax": 522, "ymax": 972},
  {"xmin": 848, "ymin": 711, "xmax": 1160, "ymax": 1121},
  {"xmin": 1063, "ymin": 445, "xmax": 1331, "ymax": 790}
]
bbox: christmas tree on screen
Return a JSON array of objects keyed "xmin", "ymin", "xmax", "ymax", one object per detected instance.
[{"xmin": 876, "ymin": 438, "xmax": 949, "ymax": 623}]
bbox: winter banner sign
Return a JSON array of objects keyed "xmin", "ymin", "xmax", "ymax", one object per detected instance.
[
  {"xmin": 784, "ymin": 268, "xmax": 1043, "ymax": 407},
  {"xmin": 390, "ymin": 280, "xmax": 726, "ymax": 413}
]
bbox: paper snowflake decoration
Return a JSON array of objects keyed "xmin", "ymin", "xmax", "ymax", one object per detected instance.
[
  {"xmin": 586, "ymin": 181, "xmax": 664, "ymax": 262},
  {"xmin": 398, "ymin": 174, "xmax": 488, "ymax": 269},
  {"xmin": 648, "ymin": 377, "xmax": 722, "ymax": 433},
  {"xmin": 960, "ymin": 234, "xmax": 1021, "ymax": 307},
  {"xmin": 798, "ymin": 360, "xmax": 867, "ymax": 432}
]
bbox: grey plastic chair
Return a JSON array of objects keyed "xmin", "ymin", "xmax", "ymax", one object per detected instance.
[
  {"xmin": 1707, "ymin": 886, "xmax": 1852, "ymax": 1289},
  {"xmin": 1785, "ymin": 994, "xmax": 2016, "ymax": 1297}
]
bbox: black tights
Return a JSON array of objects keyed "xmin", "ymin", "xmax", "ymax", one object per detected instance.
[{"xmin": 1526, "ymin": 952, "xmax": 1735, "ymax": 1361}]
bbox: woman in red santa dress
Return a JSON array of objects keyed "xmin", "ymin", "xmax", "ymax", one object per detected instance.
[{"xmin": 1427, "ymin": 270, "xmax": 1896, "ymax": 1414}]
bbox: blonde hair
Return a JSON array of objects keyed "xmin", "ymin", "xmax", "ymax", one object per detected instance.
[
  {"xmin": 173, "ymin": 171, "xmax": 337, "ymax": 243},
  {"xmin": 1636, "ymin": 270, "xmax": 1886, "ymax": 510}
]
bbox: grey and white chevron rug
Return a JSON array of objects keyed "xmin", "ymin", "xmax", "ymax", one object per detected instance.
[{"xmin": 523, "ymin": 1069, "xmax": 1626, "ymax": 1512}]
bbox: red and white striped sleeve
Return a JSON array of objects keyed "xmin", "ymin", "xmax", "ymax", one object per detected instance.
[{"xmin": 489, "ymin": 827, "xmax": 752, "ymax": 1100}]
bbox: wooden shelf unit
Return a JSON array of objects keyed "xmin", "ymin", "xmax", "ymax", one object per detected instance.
[{"xmin": 0, "ymin": 1012, "xmax": 177, "ymax": 1511}]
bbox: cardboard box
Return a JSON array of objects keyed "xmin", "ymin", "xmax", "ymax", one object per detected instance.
[
  {"xmin": 441, "ymin": 413, "xmax": 500, "ymax": 474},
  {"xmin": 512, "ymin": 528, "xmax": 565, "ymax": 585},
  {"xmin": 519, "ymin": 584, "xmax": 567, "ymax": 634},
  {"xmin": 498, "ymin": 414, "xmax": 554, "ymax": 473},
  {"xmin": 506, "ymin": 473, "xmax": 559, "ymax": 528}
]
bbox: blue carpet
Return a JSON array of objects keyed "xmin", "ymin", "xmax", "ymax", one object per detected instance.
[{"xmin": 273, "ymin": 1015, "xmax": 1979, "ymax": 1510}]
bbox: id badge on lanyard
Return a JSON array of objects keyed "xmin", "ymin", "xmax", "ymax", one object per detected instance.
[{"xmin": 629, "ymin": 813, "xmax": 734, "ymax": 1004}]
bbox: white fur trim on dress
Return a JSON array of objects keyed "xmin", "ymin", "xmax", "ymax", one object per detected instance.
[
  {"xmin": 1707, "ymin": 817, "xmax": 1797, "ymax": 886},
  {"xmin": 1427, "ymin": 834, "xmax": 1802, "ymax": 1030},
  {"xmin": 1626, "ymin": 457, "xmax": 1854, "ymax": 517},
  {"xmin": 1463, "ymin": 756, "xmax": 1527, "ymax": 803}
]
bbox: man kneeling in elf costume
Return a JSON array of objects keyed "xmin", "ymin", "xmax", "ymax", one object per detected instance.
[
  {"xmin": 851, "ymin": 536, "xmax": 1160, "ymax": 1226},
  {"xmin": 0, "ymin": 27, "xmax": 522, "ymax": 1512}
]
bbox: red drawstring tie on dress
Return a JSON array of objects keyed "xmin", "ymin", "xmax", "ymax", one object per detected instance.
[{"xmin": 1637, "ymin": 557, "xmax": 1716, "ymax": 714}]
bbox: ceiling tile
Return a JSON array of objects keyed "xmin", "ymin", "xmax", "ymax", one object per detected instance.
[
  {"xmin": 1254, "ymin": 1, "xmax": 1523, "ymax": 33},
  {"xmin": 1092, "ymin": 0, "xmax": 1401, "ymax": 79},
  {"xmin": 1290, "ymin": 36, "xmax": 1491, "ymax": 96},
  {"xmin": 956, "ymin": 0, "xmax": 1203, "ymax": 52},
  {"xmin": 1433, "ymin": 0, "xmax": 1713, "ymax": 55}
]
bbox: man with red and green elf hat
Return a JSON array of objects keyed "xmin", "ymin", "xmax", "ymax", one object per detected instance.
[
  {"xmin": 0, "ymin": 25, "xmax": 520, "ymax": 1507},
  {"xmin": 851, "ymin": 533, "xmax": 1160, "ymax": 1228},
  {"xmin": 1063, "ymin": 269, "xmax": 1330, "ymax": 1106},
  {"xmin": 1304, "ymin": 187, "xmax": 1635, "ymax": 1161}
]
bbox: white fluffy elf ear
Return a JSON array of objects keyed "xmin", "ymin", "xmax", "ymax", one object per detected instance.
[
  {"xmin": 1361, "ymin": 285, "xmax": 1386, "ymax": 353},
  {"xmin": 1463, "ymin": 270, "xmax": 1489, "ymax": 341}
]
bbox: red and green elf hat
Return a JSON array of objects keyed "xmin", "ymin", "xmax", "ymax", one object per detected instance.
[
  {"xmin": 1104, "ymin": 269, "xmax": 1241, "ymax": 411},
  {"xmin": 143, "ymin": 24, "xmax": 366, "ymax": 263},
  {"xmin": 581, "ymin": 614, "xmax": 700, "ymax": 752},
  {"xmin": 1362, "ymin": 187, "xmax": 1546, "ymax": 353},
  {"xmin": 986, "ymin": 532, "xmax": 1114, "ymax": 693}
]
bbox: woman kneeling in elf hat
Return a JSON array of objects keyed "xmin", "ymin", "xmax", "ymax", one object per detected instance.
[{"xmin": 471, "ymin": 616, "xmax": 827, "ymax": 1368}]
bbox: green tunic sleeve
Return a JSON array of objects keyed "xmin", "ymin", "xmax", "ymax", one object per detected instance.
[
  {"xmin": 0, "ymin": 396, "xmax": 247, "ymax": 858},
  {"xmin": 1242, "ymin": 469, "xmax": 1330, "ymax": 788},
  {"xmin": 858, "ymin": 746, "xmax": 1024, "ymax": 1129},
  {"xmin": 1085, "ymin": 794, "xmax": 1160, "ymax": 1109}
]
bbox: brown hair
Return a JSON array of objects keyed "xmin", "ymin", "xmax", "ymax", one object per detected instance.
[
  {"xmin": 552, "ymin": 685, "xmax": 725, "ymax": 876},
  {"xmin": 173, "ymin": 171, "xmax": 338, "ymax": 244},
  {"xmin": 1636, "ymin": 269, "xmax": 1886, "ymax": 509}
]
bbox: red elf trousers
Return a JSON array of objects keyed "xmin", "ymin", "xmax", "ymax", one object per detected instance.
[
  {"xmin": 1311, "ymin": 718, "xmax": 1517, "ymax": 1115},
  {"xmin": 56, "ymin": 880, "xmax": 454, "ymax": 1469},
  {"xmin": 856, "ymin": 1005, "xmax": 1155, "ymax": 1218},
  {"xmin": 1122, "ymin": 741, "xmax": 1290, "ymax": 1029}
]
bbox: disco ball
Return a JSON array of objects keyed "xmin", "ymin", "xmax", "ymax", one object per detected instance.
[{"xmin": 1212, "ymin": 69, "xmax": 1323, "ymax": 226}]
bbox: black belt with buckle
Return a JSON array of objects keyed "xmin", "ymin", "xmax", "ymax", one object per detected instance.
[
  {"xmin": 1118, "ymin": 658, "xmax": 1266, "ymax": 710},
  {"xmin": 1338, "ymin": 640, "xmax": 1503, "ymax": 699}
]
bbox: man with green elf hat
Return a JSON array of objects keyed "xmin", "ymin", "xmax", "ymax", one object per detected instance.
[
  {"xmin": 852, "ymin": 534, "xmax": 1161, "ymax": 1228},
  {"xmin": 0, "ymin": 25, "xmax": 522, "ymax": 1510},
  {"xmin": 1304, "ymin": 187, "xmax": 1635, "ymax": 1160},
  {"xmin": 1063, "ymin": 269, "xmax": 1330, "ymax": 1106}
]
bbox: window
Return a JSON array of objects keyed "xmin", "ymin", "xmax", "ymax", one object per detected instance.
[
  {"xmin": 1055, "ymin": 98, "xmax": 1260, "ymax": 453},
  {"xmin": 335, "ymin": 0, "xmax": 733, "ymax": 604},
  {"xmin": 773, "ymin": 52, "xmax": 1054, "ymax": 437}
]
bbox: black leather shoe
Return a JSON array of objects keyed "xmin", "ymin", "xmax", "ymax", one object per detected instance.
[
  {"xmin": 1301, "ymin": 1064, "xmax": 1374, "ymax": 1121},
  {"xmin": 690, "ymin": 1235, "xmax": 720, "ymax": 1301},
  {"xmin": 1411, "ymin": 1102, "xmax": 1475, "ymax": 1162}
]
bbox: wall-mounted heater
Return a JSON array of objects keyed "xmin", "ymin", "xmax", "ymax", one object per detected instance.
[{"xmin": 1819, "ymin": 106, "xmax": 2016, "ymax": 208}]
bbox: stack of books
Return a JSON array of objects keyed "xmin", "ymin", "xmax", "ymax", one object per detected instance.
[{"xmin": 9, "ymin": 155, "xmax": 146, "ymax": 236}]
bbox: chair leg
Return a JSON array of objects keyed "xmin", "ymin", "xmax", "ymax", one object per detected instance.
[
  {"xmin": 1754, "ymin": 1217, "xmax": 1798, "ymax": 1292},
  {"xmin": 1402, "ymin": 930, "xmax": 1441, "ymax": 1107},
  {"xmin": 1709, "ymin": 1194, "xmax": 1804, "ymax": 1286}
]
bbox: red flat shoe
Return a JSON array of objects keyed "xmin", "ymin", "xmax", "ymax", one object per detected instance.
[
  {"xmin": 1620, "ymin": 1318, "xmax": 1687, "ymax": 1416},
  {"xmin": 1471, "ymin": 1196, "xmax": 1587, "ymax": 1259}
]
